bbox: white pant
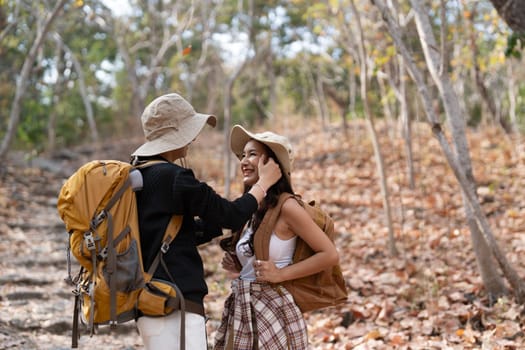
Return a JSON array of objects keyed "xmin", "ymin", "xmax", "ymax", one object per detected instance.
[{"xmin": 136, "ymin": 311, "xmax": 207, "ymax": 350}]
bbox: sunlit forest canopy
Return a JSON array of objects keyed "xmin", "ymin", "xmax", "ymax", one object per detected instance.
[{"xmin": 0, "ymin": 0, "xmax": 524, "ymax": 156}]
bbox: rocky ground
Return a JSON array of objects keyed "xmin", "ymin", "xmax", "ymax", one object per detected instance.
[{"xmin": 0, "ymin": 142, "xmax": 147, "ymax": 350}]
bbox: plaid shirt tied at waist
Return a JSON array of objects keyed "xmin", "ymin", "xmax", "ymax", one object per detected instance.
[{"xmin": 214, "ymin": 279, "xmax": 308, "ymax": 350}]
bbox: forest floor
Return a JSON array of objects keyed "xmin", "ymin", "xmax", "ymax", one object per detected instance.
[{"xmin": 1, "ymin": 120, "xmax": 525, "ymax": 349}]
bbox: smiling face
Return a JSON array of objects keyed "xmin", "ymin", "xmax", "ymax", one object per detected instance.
[{"xmin": 240, "ymin": 139, "xmax": 268, "ymax": 187}]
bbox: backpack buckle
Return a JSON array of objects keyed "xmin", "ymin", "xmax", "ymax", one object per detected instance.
[
  {"xmin": 98, "ymin": 247, "xmax": 108, "ymax": 260},
  {"xmin": 92, "ymin": 210, "xmax": 107, "ymax": 227},
  {"xmin": 84, "ymin": 232, "xmax": 96, "ymax": 251},
  {"xmin": 161, "ymin": 242, "xmax": 170, "ymax": 253}
]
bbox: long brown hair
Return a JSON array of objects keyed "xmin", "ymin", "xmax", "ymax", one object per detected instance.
[{"xmin": 235, "ymin": 141, "xmax": 294, "ymax": 257}]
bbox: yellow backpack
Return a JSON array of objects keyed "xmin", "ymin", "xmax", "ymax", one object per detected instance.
[{"xmin": 57, "ymin": 160, "xmax": 186, "ymax": 348}]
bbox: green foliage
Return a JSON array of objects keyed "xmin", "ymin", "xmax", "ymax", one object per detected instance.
[
  {"xmin": 276, "ymin": 56, "xmax": 315, "ymax": 117},
  {"xmin": 517, "ymin": 85, "xmax": 525, "ymax": 131},
  {"xmin": 15, "ymin": 99, "xmax": 50, "ymax": 152},
  {"xmin": 504, "ymin": 32, "xmax": 525, "ymax": 59},
  {"xmin": 9, "ymin": 85, "xmax": 116, "ymax": 151}
]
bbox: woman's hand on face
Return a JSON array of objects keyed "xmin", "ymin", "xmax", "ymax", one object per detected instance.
[
  {"xmin": 257, "ymin": 156, "xmax": 281, "ymax": 189},
  {"xmin": 253, "ymin": 259, "xmax": 282, "ymax": 283}
]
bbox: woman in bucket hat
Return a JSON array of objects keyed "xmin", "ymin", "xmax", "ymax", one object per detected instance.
[
  {"xmin": 214, "ymin": 125, "xmax": 339, "ymax": 350},
  {"xmin": 130, "ymin": 94, "xmax": 282, "ymax": 350}
]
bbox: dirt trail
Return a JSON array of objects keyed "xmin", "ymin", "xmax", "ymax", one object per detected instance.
[
  {"xmin": 2, "ymin": 124, "xmax": 525, "ymax": 349},
  {"xmin": 0, "ymin": 151, "xmax": 145, "ymax": 349}
]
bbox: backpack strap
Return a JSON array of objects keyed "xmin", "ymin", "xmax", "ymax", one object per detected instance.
[
  {"xmin": 132, "ymin": 158, "xmax": 168, "ymax": 169},
  {"xmin": 72, "ymin": 292, "xmax": 80, "ymax": 348},
  {"xmin": 134, "ymin": 160, "xmax": 188, "ymax": 350},
  {"xmin": 145, "ymin": 215, "xmax": 185, "ymax": 350},
  {"xmin": 92, "ymin": 174, "xmax": 134, "ymax": 330},
  {"xmin": 134, "ymin": 158, "xmax": 182, "ymax": 280},
  {"xmin": 253, "ymin": 193, "xmax": 295, "ymax": 260},
  {"xmin": 145, "ymin": 215, "xmax": 183, "ymax": 279}
]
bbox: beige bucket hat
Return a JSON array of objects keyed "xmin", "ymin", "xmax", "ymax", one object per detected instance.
[
  {"xmin": 132, "ymin": 93, "xmax": 217, "ymax": 157},
  {"xmin": 230, "ymin": 125, "xmax": 293, "ymax": 184}
]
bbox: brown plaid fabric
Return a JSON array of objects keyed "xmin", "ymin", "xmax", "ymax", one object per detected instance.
[{"xmin": 214, "ymin": 279, "xmax": 308, "ymax": 350}]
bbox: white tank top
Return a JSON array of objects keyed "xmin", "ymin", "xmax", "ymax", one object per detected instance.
[{"xmin": 236, "ymin": 227, "xmax": 297, "ymax": 281}]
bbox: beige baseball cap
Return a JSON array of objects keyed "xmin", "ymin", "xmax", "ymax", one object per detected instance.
[
  {"xmin": 230, "ymin": 124, "xmax": 293, "ymax": 184},
  {"xmin": 132, "ymin": 93, "xmax": 217, "ymax": 157}
]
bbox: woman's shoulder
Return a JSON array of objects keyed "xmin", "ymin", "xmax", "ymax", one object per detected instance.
[{"xmin": 279, "ymin": 195, "xmax": 304, "ymax": 216}]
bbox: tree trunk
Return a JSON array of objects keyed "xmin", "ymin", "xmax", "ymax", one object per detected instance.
[
  {"xmin": 488, "ymin": 0, "xmax": 525, "ymax": 33},
  {"xmin": 346, "ymin": 70, "xmax": 357, "ymax": 138},
  {"xmin": 507, "ymin": 61, "xmax": 519, "ymax": 133},
  {"xmin": 466, "ymin": 9, "xmax": 504, "ymax": 131},
  {"xmin": 399, "ymin": 60, "xmax": 415, "ymax": 190},
  {"xmin": 0, "ymin": 0, "xmax": 19, "ymax": 44},
  {"xmin": 377, "ymin": 75, "xmax": 395, "ymax": 139},
  {"xmin": 56, "ymin": 34, "xmax": 99, "ymax": 145},
  {"xmin": 113, "ymin": 28, "xmax": 143, "ymax": 118},
  {"xmin": 223, "ymin": 60, "xmax": 249, "ymax": 198},
  {"xmin": 372, "ymin": 0, "xmax": 525, "ymax": 302},
  {"xmin": 323, "ymin": 84, "xmax": 349, "ymax": 128},
  {"xmin": 107, "ymin": 4, "xmax": 194, "ymax": 120},
  {"xmin": 223, "ymin": 0, "xmax": 254, "ymax": 199},
  {"xmin": 451, "ymin": 5, "xmax": 469, "ymax": 131},
  {"xmin": 409, "ymin": 0, "xmax": 509, "ymax": 301},
  {"xmin": 267, "ymin": 43, "xmax": 277, "ymax": 118},
  {"xmin": 342, "ymin": 72, "xmax": 355, "ymax": 132},
  {"xmin": 0, "ymin": 0, "xmax": 68, "ymax": 160},
  {"xmin": 351, "ymin": 0, "xmax": 398, "ymax": 257},
  {"xmin": 46, "ymin": 34, "xmax": 65, "ymax": 155},
  {"xmin": 309, "ymin": 70, "xmax": 328, "ymax": 130}
]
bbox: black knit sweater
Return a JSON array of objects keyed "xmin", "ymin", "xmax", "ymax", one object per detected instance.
[{"xmin": 135, "ymin": 158, "xmax": 257, "ymax": 306}]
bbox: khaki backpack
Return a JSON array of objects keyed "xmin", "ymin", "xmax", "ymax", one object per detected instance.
[
  {"xmin": 57, "ymin": 160, "xmax": 195, "ymax": 349},
  {"xmin": 253, "ymin": 193, "xmax": 348, "ymax": 313}
]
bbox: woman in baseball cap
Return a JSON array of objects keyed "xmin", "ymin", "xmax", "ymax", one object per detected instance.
[
  {"xmin": 131, "ymin": 94, "xmax": 282, "ymax": 350},
  {"xmin": 215, "ymin": 125, "xmax": 340, "ymax": 349}
]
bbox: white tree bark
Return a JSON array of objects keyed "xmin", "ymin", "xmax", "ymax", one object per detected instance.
[
  {"xmin": 46, "ymin": 35, "xmax": 64, "ymax": 154},
  {"xmin": 0, "ymin": 0, "xmax": 69, "ymax": 160},
  {"xmin": 399, "ymin": 59, "xmax": 415, "ymax": 190},
  {"xmin": 307, "ymin": 68, "xmax": 328, "ymax": 130},
  {"xmin": 0, "ymin": 0, "xmax": 20, "ymax": 44},
  {"xmin": 409, "ymin": 0, "xmax": 508, "ymax": 301},
  {"xmin": 100, "ymin": 2, "xmax": 195, "ymax": 118},
  {"xmin": 174, "ymin": 0, "xmax": 222, "ymax": 104},
  {"xmin": 507, "ymin": 62, "xmax": 518, "ymax": 133},
  {"xmin": 380, "ymin": 0, "xmax": 414, "ymax": 189},
  {"xmin": 223, "ymin": 58, "xmax": 250, "ymax": 198},
  {"xmin": 54, "ymin": 33, "xmax": 99, "ymax": 145},
  {"xmin": 223, "ymin": 0, "xmax": 255, "ymax": 199},
  {"xmin": 351, "ymin": 0, "xmax": 398, "ymax": 256},
  {"xmin": 371, "ymin": 0, "xmax": 525, "ymax": 302},
  {"xmin": 377, "ymin": 74, "xmax": 395, "ymax": 139}
]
